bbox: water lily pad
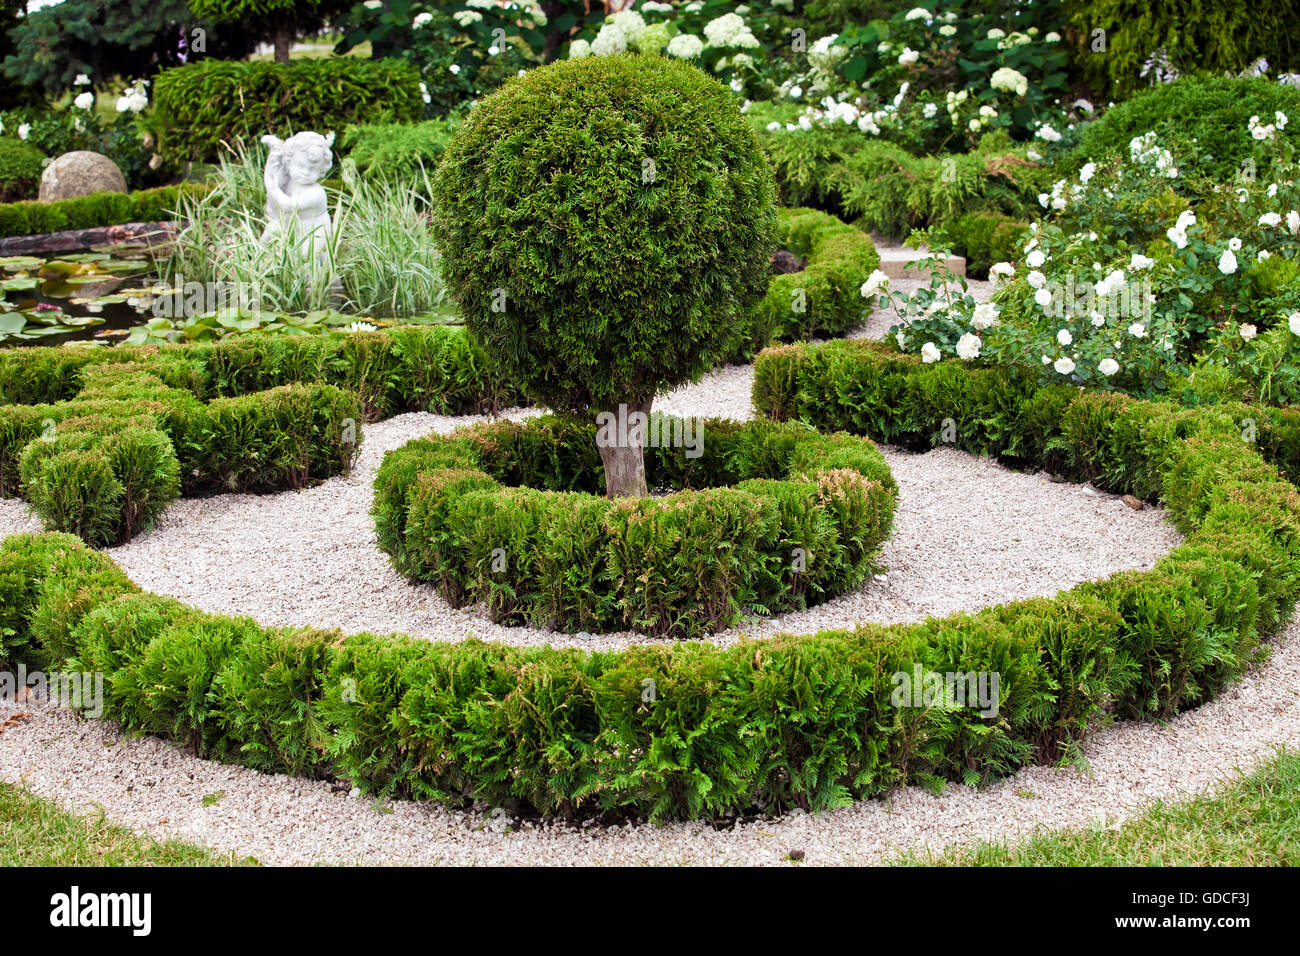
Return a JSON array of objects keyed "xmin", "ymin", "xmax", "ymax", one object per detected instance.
[
  {"xmin": 0, "ymin": 256, "xmax": 42, "ymax": 272},
  {"xmin": 0, "ymin": 314, "xmax": 26, "ymax": 334}
]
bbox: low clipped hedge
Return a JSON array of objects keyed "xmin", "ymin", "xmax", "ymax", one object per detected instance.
[
  {"xmin": 0, "ymin": 325, "xmax": 522, "ymax": 544},
  {"xmin": 0, "ymin": 324, "xmax": 520, "ymax": 413},
  {"xmin": 3, "ymin": 359, "xmax": 360, "ymax": 545},
  {"xmin": 2, "ymin": 348, "xmax": 1296, "ymax": 819},
  {"xmin": 153, "ymin": 59, "xmax": 425, "ymax": 165},
  {"xmin": 0, "ymin": 184, "xmax": 208, "ymax": 240},
  {"xmin": 373, "ymin": 414, "xmax": 898, "ymax": 638},
  {"xmin": 740, "ymin": 207, "xmax": 879, "ymax": 357}
]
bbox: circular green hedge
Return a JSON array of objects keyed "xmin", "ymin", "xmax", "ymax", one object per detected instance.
[
  {"xmin": 374, "ymin": 415, "xmax": 897, "ymax": 638},
  {"xmin": 430, "ymin": 53, "xmax": 779, "ymax": 420}
]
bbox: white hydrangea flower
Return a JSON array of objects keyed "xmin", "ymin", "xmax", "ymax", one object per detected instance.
[
  {"xmin": 939, "ymin": 24, "xmax": 957, "ymax": 36},
  {"xmin": 921, "ymin": 342, "xmax": 941, "ymax": 363},
  {"xmin": 990, "ymin": 67, "xmax": 1028, "ymax": 97},
  {"xmin": 568, "ymin": 38, "xmax": 591, "ymax": 58},
  {"xmin": 666, "ymin": 34, "xmax": 704, "ymax": 59},
  {"xmin": 1079, "ymin": 162, "xmax": 1096, "ymax": 184},
  {"xmin": 608, "ymin": 10, "xmax": 646, "ymax": 39},
  {"xmin": 956, "ymin": 332, "xmax": 982, "ymax": 360},
  {"xmin": 591, "ymin": 23, "xmax": 628, "ymax": 56},
  {"xmin": 905, "ymin": 7, "xmax": 930, "ymax": 20},
  {"xmin": 413, "ymin": 12, "xmax": 433, "ymax": 28},
  {"xmin": 452, "ymin": 10, "xmax": 482, "ymax": 26},
  {"xmin": 898, "ymin": 47, "xmax": 919, "ymax": 66}
]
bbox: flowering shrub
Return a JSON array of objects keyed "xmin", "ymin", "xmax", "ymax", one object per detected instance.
[
  {"xmin": 981, "ymin": 126, "xmax": 1300, "ymax": 396},
  {"xmin": 773, "ymin": 3, "xmax": 1074, "ymax": 154},
  {"xmin": 565, "ymin": 1, "xmax": 777, "ymax": 98},
  {"xmin": 333, "ymin": 0, "xmax": 550, "ymax": 116}
]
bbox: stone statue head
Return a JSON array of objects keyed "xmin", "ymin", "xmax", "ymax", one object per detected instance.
[{"xmin": 269, "ymin": 131, "xmax": 335, "ymax": 186}]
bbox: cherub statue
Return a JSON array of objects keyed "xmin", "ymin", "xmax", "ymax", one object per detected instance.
[{"xmin": 260, "ymin": 131, "xmax": 335, "ymax": 262}]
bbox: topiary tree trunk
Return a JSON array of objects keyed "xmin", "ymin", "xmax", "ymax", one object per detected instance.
[
  {"xmin": 595, "ymin": 396, "xmax": 653, "ymax": 499},
  {"xmin": 272, "ymin": 13, "xmax": 294, "ymax": 63}
]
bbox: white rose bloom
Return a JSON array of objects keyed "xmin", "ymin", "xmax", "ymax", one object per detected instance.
[
  {"xmin": 1098, "ymin": 358, "xmax": 1119, "ymax": 376},
  {"xmin": 860, "ymin": 270, "xmax": 890, "ymax": 298},
  {"xmin": 1027, "ymin": 270, "xmax": 1046, "ymax": 289},
  {"xmin": 921, "ymin": 342, "xmax": 941, "ymax": 363},
  {"xmin": 1288, "ymin": 210, "xmax": 1300, "ymax": 234},
  {"xmin": 17, "ymin": 123, "xmax": 30, "ymax": 140},
  {"xmin": 1128, "ymin": 322, "xmax": 1147, "ymax": 338},
  {"xmin": 766, "ymin": 121, "xmax": 782, "ymax": 132},
  {"xmin": 1129, "ymin": 253, "xmax": 1155, "ymax": 271},
  {"xmin": 666, "ymin": 34, "xmax": 704, "ymax": 58},
  {"xmin": 1035, "ymin": 287, "xmax": 1053, "ymax": 308},
  {"xmin": 789, "ymin": 85, "xmax": 802, "ymax": 99},
  {"xmin": 971, "ymin": 302, "xmax": 1000, "ymax": 329},
  {"xmin": 413, "ymin": 12, "xmax": 433, "ymax": 27},
  {"xmin": 896, "ymin": 331, "xmax": 908, "ymax": 349},
  {"xmin": 989, "ymin": 262, "xmax": 1015, "ymax": 283},
  {"xmin": 1056, "ymin": 329, "xmax": 1072, "ymax": 346},
  {"xmin": 1259, "ymin": 212, "xmax": 1283, "ymax": 227},
  {"xmin": 1258, "ymin": 250, "xmax": 1272, "ymax": 261},
  {"xmin": 1079, "ymin": 162, "xmax": 1096, "ymax": 184},
  {"xmin": 1026, "ymin": 249, "xmax": 1046, "ymax": 268},
  {"xmin": 73, "ymin": 91, "xmax": 94, "ymax": 109},
  {"xmin": 898, "ymin": 47, "xmax": 919, "ymax": 66},
  {"xmin": 1054, "ymin": 357, "xmax": 1076, "ymax": 375},
  {"xmin": 1289, "ymin": 311, "xmax": 1300, "ymax": 335},
  {"xmin": 1166, "ymin": 227, "xmax": 1188, "ymax": 249},
  {"xmin": 1036, "ymin": 124, "xmax": 1062, "ymax": 143},
  {"xmin": 923, "ymin": 102, "xmax": 938, "ymax": 118},
  {"xmin": 956, "ymin": 332, "xmax": 982, "ymax": 360},
  {"xmin": 1218, "ymin": 249, "xmax": 1238, "ymax": 275},
  {"xmin": 1038, "ymin": 193, "xmax": 1050, "ymax": 208},
  {"xmin": 75, "ymin": 73, "xmax": 91, "ymax": 85},
  {"xmin": 1240, "ymin": 324, "xmax": 1258, "ymax": 341},
  {"xmin": 1042, "ymin": 355, "xmax": 1052, "ymax": 365},
  {"xmin": 1091, "ymin": 313, "xmax": 1105, "ymax": 327}
]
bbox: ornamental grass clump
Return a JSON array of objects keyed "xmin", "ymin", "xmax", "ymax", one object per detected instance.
[{"xmin": 432, "ymin": 53, "xmax": 779, "ymax": 498}]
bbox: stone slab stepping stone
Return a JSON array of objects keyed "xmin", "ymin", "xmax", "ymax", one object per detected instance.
[{"xmin": 875, "ymin": 244, "xmax": 967, "ymax": 279}]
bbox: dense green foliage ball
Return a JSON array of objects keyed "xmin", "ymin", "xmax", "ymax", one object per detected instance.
[
  {"xmin": 0, "ymin": 139, "xmax": 46, "ymax": 204},
  {"xmin": 1075, "ymin": 75, "xmax": 1300, "ymax": 181},
  {"xmin": 432, "ymin": 53, "xmax": 779, "ymax": 417}
]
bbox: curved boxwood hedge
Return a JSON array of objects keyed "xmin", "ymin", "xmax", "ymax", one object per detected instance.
[
  {"xmin": 0, "ymin": 325, "xmax": 524, "ymax": 544},
  {"xmin": 1, "ymin": 348, "xmax": 1297, "ymax": 820},
  {"xmin": 738, "ymin": 207, "xmax": 879, "ymax": 358},
  {"xmin": 373, "ymin": 414, "xmax": 898, "ymax": 638}
]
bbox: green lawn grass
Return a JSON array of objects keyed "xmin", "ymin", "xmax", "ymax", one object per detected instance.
[
  {"xmin": 893, "ymin": 748, "xmax": 1300, "ymax": 866},
  {"xmin": 0, "ymin": 782, "xmax": 257, "ymax": 866}
]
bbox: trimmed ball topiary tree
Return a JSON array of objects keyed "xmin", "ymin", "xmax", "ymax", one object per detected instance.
[{"xmin": 432, "ymin": 53, "xmax": 779, "ymax": 498}]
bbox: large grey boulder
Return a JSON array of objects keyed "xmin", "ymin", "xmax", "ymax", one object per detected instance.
[{"xmin": 38, "ymin": 151, "xmax": 128, "ymax": 203}]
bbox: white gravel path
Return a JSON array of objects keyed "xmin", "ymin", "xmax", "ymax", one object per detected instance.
[{"xmin": 0, "ymin": 364, "xmax": 1179, "ymax": 652}]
